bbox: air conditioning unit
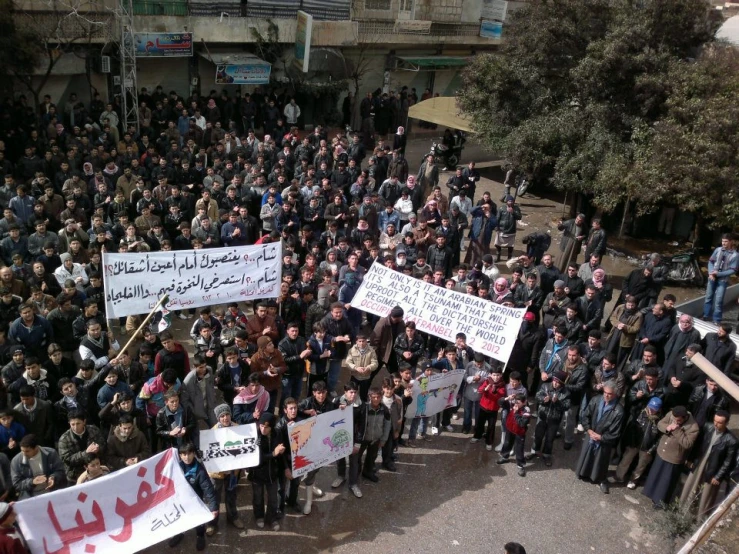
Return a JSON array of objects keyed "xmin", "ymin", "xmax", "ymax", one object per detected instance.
[{"xmin": 100, "ymin": 55, "xmax": 111, "ymax": 73}]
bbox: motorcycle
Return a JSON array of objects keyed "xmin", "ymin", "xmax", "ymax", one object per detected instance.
[
  {"xmin": 423, "ymin": 131, "xmax": 466, "ymax": 169},
  {"xmin": 644, "ymin": 248, "xmax": 704, "ymax": 287}
]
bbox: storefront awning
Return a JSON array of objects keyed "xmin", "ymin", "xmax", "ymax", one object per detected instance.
[
  {"xmin": 199, "ymin": 51, "xmax": 272, "ymax": 86},
  {"xmin": 408, "ymin": 96, "xmax": 475, "ymax": 133},
  {"xmin": 198, "ymin": 52, "xmax": 270, "ymax": 66},
  {"xmin": 396, "ymin": 56, "xmax": 471, "ymax": 71}
]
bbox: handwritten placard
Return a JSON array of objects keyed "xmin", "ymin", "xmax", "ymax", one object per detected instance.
[
  {"xmin": 14, "ymin": 448, "xmax": 212, "ymax": 554},
  {"xmin": 290, "ymin": 409, "xmax": 354, "ymax": 479},
  {"xmin": 406, "ymin": 369, "xmax": 465, "ymax": 418},
  {"xmin": 351, "ymin": 263, "xmax": 525, "ymax": 364},
  {"xmin": 103, "ymin": 243, "xmax": 282, "ymax": 318},
  {"xmin": 200, "ymin": 423, "xmax": 259, "ymax": 473}
]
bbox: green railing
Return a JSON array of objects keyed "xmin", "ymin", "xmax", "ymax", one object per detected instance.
[{"xmin": 132, "ymin": 0, "xmax": 188, "ymax": 16}]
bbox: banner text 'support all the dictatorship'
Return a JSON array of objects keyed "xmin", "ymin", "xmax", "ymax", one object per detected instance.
[
  {"xmin": 102, "ymin": 243, "xmax": 282, "ymax": 318},
  {"xmin": 351, "ymin": 264, "xmax": 525, "ymax": 364}
]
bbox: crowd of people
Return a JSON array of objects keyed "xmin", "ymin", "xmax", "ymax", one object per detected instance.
[{"xmin": 0, "ymin": 87, "xmax": 736, "ymax": 553}]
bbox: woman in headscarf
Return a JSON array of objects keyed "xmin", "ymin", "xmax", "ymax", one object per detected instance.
[
  {"xmin": 232, "ymin": 372, "xmax": 270, "ymax": 424},
  {"xmin": 492, "ymin": 277, "xmax": 513, "ymax": 305},
  {"xmin": 393, "ymin": 126, "xmax": 407, "ymax": 154},
  {"xmin": 405, "ymin": 174, "xmax": 423, "ymax": 213},
  {"xmin": 586, "ymin": 268, "xmax": 613, "ymax": 304}
]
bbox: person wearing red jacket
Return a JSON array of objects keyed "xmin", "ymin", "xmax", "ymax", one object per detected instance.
[
  {"xmin": 0, "ymin": 503, "xmax": 27, "ymax": 554},
  {"xmin": 496, "ymin": 394, "xmax": 532, "ymax": 477},
  {"xmin": 471, "ymin": 367, "xmax": 507, "ymax": 450}
]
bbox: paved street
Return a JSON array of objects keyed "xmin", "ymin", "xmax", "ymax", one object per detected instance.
[{"xmin": 141, "ymin": 135, "xmax": 677, "ymax": 554}]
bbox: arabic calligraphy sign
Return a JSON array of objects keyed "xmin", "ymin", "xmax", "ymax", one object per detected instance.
[
  {"xmin": 406, "ymin": 369, "xmax": 465, "ymax": 419},
  {"xmin": 351, "ymin": 263, "xmax": 525, "ymax": 364},
  {"xmin": 289, "ymin": 409, "xmax": 354, "ymax": 479},
  {"xmin": 134, "ymin": 33, "xmax": 193, "ymax": 57},
  {"xmin": 200, "ymin": 423, "xmax": 259, "ymax": 473},
  {"xmin": 14, "ymin": 448, "xmax": 212, "ymax": 554},
  {"xmin": 103, "ymin": 243, "xmax": 282, "ymax": 318}
]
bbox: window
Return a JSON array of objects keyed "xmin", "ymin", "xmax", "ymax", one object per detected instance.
[
  {"xmin": 398, "ymin": 0, "xmax": 414, "ymax": 13},
  {"xmin": 365, "ymin": 0, "xmax": 391, "ymax": 10}
]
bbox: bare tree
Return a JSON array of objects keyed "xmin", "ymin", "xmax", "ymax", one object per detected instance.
[
  {"xmin": 2, "ymin": 0, "xmax": 113, "ymax": 109},
  {"xmin": 346, "ymin": 0, "xmax": 386, "ymax": 129}
]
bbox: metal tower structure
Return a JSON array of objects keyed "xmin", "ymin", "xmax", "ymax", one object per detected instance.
[{"xmin": 119, "ymin": 0, "xmax": 139, "ymax": 133}]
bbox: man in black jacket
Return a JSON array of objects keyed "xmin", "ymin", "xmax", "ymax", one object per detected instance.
[
  {"xmin": 426, "ymin": 232, "xmax": 453, "ymax": 278},
  {"xmin": 680, "ymin": 411, "xmax": 737, "ymax": 519},
  {"xmin": 320, "ymin": 303, "xmax": 355, "ymax": 395},
  {"xmin": 507, "ymin": 312, "xmax": 545, "ymax": 381},
  {"xmin": 251, "ymin": 412, "xmax": 285, "ymax": 532},
  {"xmin": 688, "ymin": 377, "xmax": 730, "ymax": 429},
  {"xmin": 277, "ymin": 322, "xmax": 311, "ymax": 407},
  {"xmin": 354, "ymin": 387, "xmax": 391, "ymax": 492},
  {"xmin": 701, "ymin": 323, "xmax": 736, "ymax": 377}
]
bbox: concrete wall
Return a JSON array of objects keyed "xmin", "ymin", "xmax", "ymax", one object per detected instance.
[
  {"xmin": 16, "ymin": 0, "xmax": 117, "ymax": 11},
  {"xmin": 133, "ymin": 16, "xmax": 358, "ymax": 47},
  {"xmin": 415, "ymin": 0, "xmax": 463, "ymax": 23}
]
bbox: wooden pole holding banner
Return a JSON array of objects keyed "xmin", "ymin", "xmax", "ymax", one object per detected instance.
[
  {"xmin": 689, "ymin": 353, "xmax": 739, "ymax": 404},
  {"xmin": 676, "ymin": 486, "xmax": 739, "ymax": 554},
  {"xmin": 672, "ymin": 352, "xmax": 739, "ymax": 553},
  {"xmin": 114, "ymin": 294, "xmax": 170, "ymax": 360}
]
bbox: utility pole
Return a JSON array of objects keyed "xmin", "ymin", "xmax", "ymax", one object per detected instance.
[{"xmin": 119, "ymin": 0, "xmax": 139, "ymax": 133}]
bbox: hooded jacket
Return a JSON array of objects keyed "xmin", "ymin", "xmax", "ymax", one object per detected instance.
[{"xmin": 106, "ymin": 425, "xmax": 151, "ymax": 470}]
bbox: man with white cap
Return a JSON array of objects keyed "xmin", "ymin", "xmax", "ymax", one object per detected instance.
[
  {"xmin": 53, "ymin": 252, "xmax": 88, "ymax": 291},
  {"xmin": 206, "ymin": 404, "xmax": 244, "ymax": 535}
]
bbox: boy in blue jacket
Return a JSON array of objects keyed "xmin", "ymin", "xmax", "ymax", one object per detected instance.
[{"xmin": 169, "ymin": 443, "xmax": 218, "ymax": 551}]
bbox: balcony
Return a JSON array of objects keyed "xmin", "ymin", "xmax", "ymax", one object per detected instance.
[
  {"xmin": 356, "ymin": 19, "xmax": 490, "ymax": 43},
  {"xmin": 132, "ymin": 0, "xmax": 188, "ymax": 16},
  {"xmin": 131, "ymin": 0, "xmax": 351, "ymax": 20}
]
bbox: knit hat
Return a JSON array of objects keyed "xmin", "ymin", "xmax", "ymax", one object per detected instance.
[
  {"xmin": 646, "ymin": 397, "xmax": 663, "ymax": 412},
  {"xmin": 523, "ymin": 311, "xmax": 536, "ymax": 322},
  {"xmin": 390, "ymin": 306, "xmax": 404, "ymax": 318},
  {"xmin": 60, "ymin": 252, "xmax": 72, "ymax": 263},
  {"xmin": 0, "ymin": 503, "xmax": 13, "ymax": 524},
  {"xmin": 482, "ymin": 254, "xmax": 494, "ymax": 264},
  {"xmin": 672, "ymin": 406, "xmax": 688, "ymax": 418},
  {"xmin": 214, "ymin": 404, "xmax": 231, "ymax": 419},
  {"xmin": 259, "ymin": 412, "xmax": 275, "ymax": 425},
  {"xmin": 553, "ymin": 280, "xmax": 565, "ymax": 289},
  {"xmin": 257, "ymin": 336, "xmax": 272, "ymax": 349},
  {"xmin": 552, "ymin": 370, "xmax": 567, "ymax": 384}
]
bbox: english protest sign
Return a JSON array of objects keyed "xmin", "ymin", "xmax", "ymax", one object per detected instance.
[{"xmin": 352, "ymin": 264, "xmax": 525, "ymax": 364}]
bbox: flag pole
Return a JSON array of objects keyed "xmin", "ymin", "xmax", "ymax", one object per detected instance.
[{"xmin": 114, "ymin": 294, "xmax": 170, "ymax": 360}]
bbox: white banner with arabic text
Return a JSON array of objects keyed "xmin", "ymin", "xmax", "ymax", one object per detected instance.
[
  {"xmin": 15, "ymin": 448, "xmax": 213, "ymax": 554},
  {"xmin": 103, "ymin": 243, "xmax": 282, "ymax": 318}
]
